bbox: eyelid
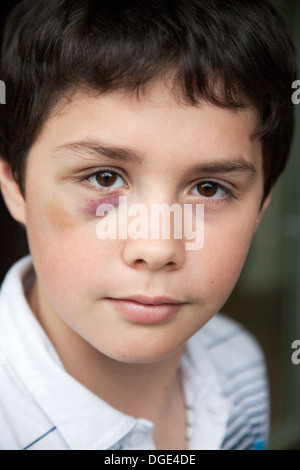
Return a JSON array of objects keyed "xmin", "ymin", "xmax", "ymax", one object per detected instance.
[{"xmin": 77, "ymin": 166, "xmax": 127, "ymax": 179}]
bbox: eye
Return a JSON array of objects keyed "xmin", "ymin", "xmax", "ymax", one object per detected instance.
[
  {"xmin": 88, "ymin": 171, "xmax": 126, "ymax": 189},
  {"xmin": 190, "ymin": 181, "xmax": 230, "ymax": 199}
]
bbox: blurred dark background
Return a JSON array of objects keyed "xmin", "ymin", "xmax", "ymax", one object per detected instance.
[
  {"xmin": 0, "ymin": 0, "xmax": 300, "ymax": 450},
  {"xmin": 0, "ymin": 1, "xmax": 29, "ymax": 284}
]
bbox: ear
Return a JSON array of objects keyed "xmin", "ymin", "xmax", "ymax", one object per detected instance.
[
  {"xmin": 255, "ymin": 192, "xmax": 272, "ymax": 231},
  {"xmin": 0, "ymin": 159, "xmax": 26, "ymax": 225}
]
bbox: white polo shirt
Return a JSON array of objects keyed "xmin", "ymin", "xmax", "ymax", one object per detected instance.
[{"xmin": 0, "ymin": 257, "xmax": 269, "ymax": 450}]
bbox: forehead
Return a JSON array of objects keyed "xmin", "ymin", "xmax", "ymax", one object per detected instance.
[{"xmin": 30, "ymin": 82, "xmax": 262, "ymax": 173}]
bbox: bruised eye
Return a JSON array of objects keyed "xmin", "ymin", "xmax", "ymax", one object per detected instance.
[
  {"xmin": 89, "ymin": 171, "xmax": 126, "ymax": 189},
  {"xmin": 191, "ymin": 182, "xmax": 229, "ymax": 199}
]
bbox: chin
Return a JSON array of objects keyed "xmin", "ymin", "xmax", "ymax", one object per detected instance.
[{"xmin": 101, "ymin": 341, "xmax": 184, "ymax": 365}]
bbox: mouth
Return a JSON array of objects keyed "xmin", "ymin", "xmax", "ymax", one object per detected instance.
[{"xmin": 105, "ymin": 295, "xmax": 187, "ymax": 324}]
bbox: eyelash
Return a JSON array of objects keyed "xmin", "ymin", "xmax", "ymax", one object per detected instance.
[{"xmin": 77, "ymin": 169, "xmax": 236, "ymax": 205}]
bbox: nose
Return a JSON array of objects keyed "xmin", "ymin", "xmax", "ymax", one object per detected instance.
[{"xmin": 123, "ymin": 238, "xmax": 185, "ymax": 271}]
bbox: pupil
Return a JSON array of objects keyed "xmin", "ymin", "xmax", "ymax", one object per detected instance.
[
  {"xmin": 96, "ymin": 172, "xmax": 117, "ymax": 187},
  {"xmin": 198, "ymin": 182, "xmax": 217, "ymax": 197}
]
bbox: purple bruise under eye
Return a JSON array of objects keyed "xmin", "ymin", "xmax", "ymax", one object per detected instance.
[{"xmin": 84, "ymin": 194, "xmax": 122, "ymax": 216}]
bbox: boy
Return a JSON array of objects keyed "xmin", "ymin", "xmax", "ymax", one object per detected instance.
[{"xmin": 0, "ymin": 0, "xmax": 296, "ymax": 450}]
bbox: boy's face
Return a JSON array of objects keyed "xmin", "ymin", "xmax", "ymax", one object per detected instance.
[{"xmin": 2, "ymin": 82, "xmax": 268, "ymax": 364}]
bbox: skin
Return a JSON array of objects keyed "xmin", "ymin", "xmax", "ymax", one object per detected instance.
[{"xmin": 0, "ymin": 80, "xmax": 270, "ymax": 449}]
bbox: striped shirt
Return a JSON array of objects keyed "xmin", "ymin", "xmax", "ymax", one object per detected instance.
[{"xmin": 0, "ymin": 257, "xmax": 269, "ymax": 450}]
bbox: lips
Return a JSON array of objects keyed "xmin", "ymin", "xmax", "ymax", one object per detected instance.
[{"xmin": 106, "ymin": 295, "xmax": 186, "ymax": 324}]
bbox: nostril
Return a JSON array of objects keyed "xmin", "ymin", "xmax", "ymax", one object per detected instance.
[
  {"xmin": 166, "ymin": 261, "xmax": 176, "ymax": 267},
  {"xmin": 123, "ymin": 239, "xmax": 185, "ymax": 271}
]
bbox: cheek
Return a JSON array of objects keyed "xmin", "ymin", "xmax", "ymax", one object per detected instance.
[
  {"xmin": 186, "ymin": 212, "xmax": 256, "ymax": 308},
  {"xmin": 45, "ymin": 198, "xmax": 78, "ymax": 231},
  {"xmin": 26, "ymin": 195, "xmax": 114, "ymax": 290},
  {"xmin": 26, "ymin": 196, "xmax": 81, "ymax": 259}
]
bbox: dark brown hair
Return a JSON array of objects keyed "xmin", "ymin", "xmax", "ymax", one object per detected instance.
[{"xmin": 0, "ymin": 0, "xmax": 296, "ymax": 199}]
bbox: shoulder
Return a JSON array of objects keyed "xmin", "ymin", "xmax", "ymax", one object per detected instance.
[{"xmin": 197, "ymin": 314, "xmax": 269, "ymax": 449}]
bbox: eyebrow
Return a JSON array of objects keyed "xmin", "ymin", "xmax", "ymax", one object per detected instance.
[
  {"xmin": 54, "ymin": 140, "xmax": 142, "ymax": 163},
  {"xmin": 188, "ymin": 160, "xmax": 257, "ymax": 179},
  {"xmin": 54, "ymin": 139, "xmax": 257, "ymax": 178}
]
